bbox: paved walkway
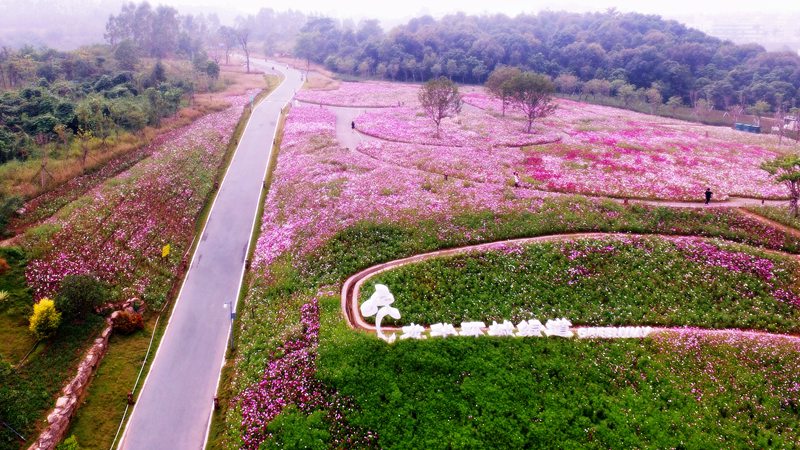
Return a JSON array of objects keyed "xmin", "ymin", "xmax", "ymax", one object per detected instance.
[
  {"xmin": 322, "ymin": 103, "xmax": 788, "ymax": 209},
  {"xmin": 119, "ymin": 61, "xmax": 303, "ymax": 450},
  {"xmin": 341, "ymin": 232, "xmax": 800, "ymax": 342}
]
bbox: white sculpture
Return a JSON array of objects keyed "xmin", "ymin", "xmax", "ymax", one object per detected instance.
[
  {"xmin": 361, "ymin": 284, "xmax": 401, "ymax": 342},
  {"xmin": 430, "ymin": 323, "xmax": 458, "ymax": 338},
  {"xmin": 575, "ymin": 326, "xmax": 655, "ymax": 339},
  {"xmin": 400, "ymin": 323, "xmax": 427, "ymax": 340},
  {"xmin": 544, "ymin": 318, "xmax": 573, "ymax": 338},
  {"xmin": 516, "ymin": 319, "xmax": 544, "ymax": 337},
  {"xmin": 459, "ymin": 321, "xmax": 486, "ymax": 337},
  {"xmin": 487, "ymin": 320, "xmax": 515, "ymax": 336}
]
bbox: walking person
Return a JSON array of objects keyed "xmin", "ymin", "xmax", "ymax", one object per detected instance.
[
  {"xmin": 704, "ymin": 188, "xmax": 712, "ymax": 205},
  {"xmin": 513, "ymin": 171, "xmax": 520, "ymax": 188},
  {"xmin": 351, "ymin": 120, "xmax": 355, "ymax": 130}
]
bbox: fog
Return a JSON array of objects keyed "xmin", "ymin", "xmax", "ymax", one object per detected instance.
[{"xmin": 0, "ymin": 0, "xmax": 798, "ymax": 50}]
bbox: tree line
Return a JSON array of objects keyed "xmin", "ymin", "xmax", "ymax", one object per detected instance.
[{"xmin": 290, "ymin": 10, "xmax": 800, "ymax": 113}]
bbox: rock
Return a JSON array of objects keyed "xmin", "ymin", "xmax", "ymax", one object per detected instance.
[{"xmin": 55, "ymin": 397, "xmax": 69, "ymax": 408}]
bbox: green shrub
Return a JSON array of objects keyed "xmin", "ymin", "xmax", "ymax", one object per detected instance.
[
  {"xmin": 56, "ymin": 435, "xmax": 81, "ymax": 450},
  {"xmin": 111, "ymin": 310, "xmax": 144, "ymax": 335},
  {"xmin": 0, "ymin": 194, "xmax": 22, "ymax": 237},
  {"xmin": 29, "ymin": 298, "xmax": 61, "ymax": 340},
  {"xmin": 55, "ymin": 275, "xmax": 108, "ymax": 321},
  {"xmin": 262, "ymin": 406, "xmax": 329, "ymax": 450}
]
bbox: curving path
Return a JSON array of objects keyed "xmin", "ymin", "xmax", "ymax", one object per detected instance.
[
  {"xmin": 320, "ymin": 102, "xmax": 788, "ymax": 208},
  {"xmin": 340, "ymin": 232, "xmax": 800, "ymax": 343},
  {"xmin": 118, "ymin": 61, "xmax": 303, "ymax": 450}
]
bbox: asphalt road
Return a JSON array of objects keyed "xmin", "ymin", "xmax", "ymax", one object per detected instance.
[{"xmin": 119, "ymin": 61, "xmax": 303, "ymax": 450}]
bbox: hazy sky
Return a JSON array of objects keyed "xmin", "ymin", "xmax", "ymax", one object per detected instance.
[{"xmin": 166, "ymin": 0, "xmax": 794, "ymax": 22}]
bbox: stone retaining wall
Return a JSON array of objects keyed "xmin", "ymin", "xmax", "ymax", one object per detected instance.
[{"xmin": 27, "ymin": 323, "xmax": 112, "ymax": 450}]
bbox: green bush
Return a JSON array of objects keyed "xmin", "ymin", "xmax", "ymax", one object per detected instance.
[
  {"xmin": 0, "ymin": 194, "xmax": 22, "ymax": 237},
  {"xmin": 261, "ymin": 406, "xmax": 329, "ymax": 450},
  {"xmin": 55, "ymin": 274, "xmax": 109, "ymax": 321},
  {"xmin": 362, "ymin": 236, "xmax": 800, "ymax": 332},
  {"xmin": 111, "ymin": 310, "xmax": 144, "ymax": 335},
  {"xmin": 56, "ymin": 435, "xmax": 82, "ymax": 450}
]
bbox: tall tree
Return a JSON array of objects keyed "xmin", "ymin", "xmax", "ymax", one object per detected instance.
[
  {"xmin": 217, "ymin": 26, "xmax": 238, "ymax": 65},
  {"xmin": 485, "ymin": 66, "xmax": 521, "ymax": 116},
  {"xmin": 762, "ymin": 154, "xmax": 800, "ymax": 217},
  {"xmin": 505, "ymin": 72, "xmax": 558, "ymax": 133},
  {"xmin": 418, "ymin": 77, "xmax": 462, "ymax": 137},
  {"xmin": 237, "ymin": 27, "xmax": 251, "ymax": 73}
]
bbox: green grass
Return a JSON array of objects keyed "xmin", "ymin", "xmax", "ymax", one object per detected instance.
[
  {"xmin": 0, "ymin": 317, "xmax": 104, "ymax": 450},
  {"xmin": 746, "ymin": 205, "xmax": 800, "ymax": 231},
  {"xmin": 361, "ymin": 236, "xmax": 800, "ymax": 333},
  {"xmin": 0, "ymin": 246, "xmax": 105, "ymax": 450},
  {"xmin": 65, "ymin": 315, "xmax": 161, "ymax": 450},
  {"xmin": 317, "ymin": 295, "xmax": 800, "ymax": 448},
  {"xmin": 223, "ymin": 198, "xmax": 800, "ymax": 449},
  {"xmin": 0, "ymin": 247, "xmax": 35, "ymax": 364}
]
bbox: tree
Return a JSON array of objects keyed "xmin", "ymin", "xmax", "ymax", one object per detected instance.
[
  {"xmin": 217, "ymin": 26, "xmax": 238, "ymax": 65},
  {"xmin": 666, "ymin": 95, "xmax": 683, "ymax": 111},
  {"xmin": 114, "ymin": 40, "xmax": 139, "ymax": 71},
  {"xmin": 582, "ymin": 79, "xmax": 611, "ymax": 99},
  {"xmin": 29, "ymin": 298, "xmax": 61, "ymax": 340},
  {"xmin": 762, "ymin": 154, "xmax": 800, "ymax": 216},
  {"xmin": 55, "ymin": 274, "xmax": 108, "ymax": 321},
  {"xmin": 554, "ymin": 73, "xmax": 580, "ymax": 95},
  {"xmin": 505, "ymin": 72, "xmax": 558, "ymax": 133},
  {"xmin": 750, "ymin": 100, "xmax": 771, "ymax": 126},
  {"xmin": 418, "ymin": 77, "xmax": 462, "ymax": 137},
  {"xmin": 237, "ymin": 27, "xmax": 251, "ymax": 73},
  {"xmin": 485, "ymin": 66, "xmax": 521, "ymax": 116},
  {"xmin": 206, "ymin": 61, "xmax": 220, "ymax": 80},
  {"xmin": 645, "ymin": 87, "xmax": 662, "ymax": 113}
]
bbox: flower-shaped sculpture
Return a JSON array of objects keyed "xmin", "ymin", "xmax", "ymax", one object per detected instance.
[{"xmin": 361, "ymin": 284, "xmax": 401, "ymax": 342}]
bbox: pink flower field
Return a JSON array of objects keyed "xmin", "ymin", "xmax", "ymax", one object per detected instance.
[
  {"xmin": 24, "ymin": 91, "xmax": 254, "ymax": 305},
  {"xmin": 295, "ymin": 81, "xmax": 420, "ymax": 107},
  {"xmin": 252, "ymin": 104, "xmax": 547, "ymax": 269},
  {"xmin": 322, "ymin": 85, "xmax": 788, "ymax": 201},
  {"xmin": 356, "ymin": 105, "xmax": 562, "ymax": 148}
]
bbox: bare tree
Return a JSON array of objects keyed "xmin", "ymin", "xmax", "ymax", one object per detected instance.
[
  {"xmin": 237, "ymin": 27, "xmax": 251, "ymax": 73},
  {"xmin": 217, "ymin": 26, "xmax": 237, "ymax": 65},
  {"xmin": 418, "ymin": 77, "xmax": 462, "ymax": 137}
]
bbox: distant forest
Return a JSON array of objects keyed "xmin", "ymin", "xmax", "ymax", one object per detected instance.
[{"xmin": 292, "ymin": 11, "xmax": 800, "ymax": 111}]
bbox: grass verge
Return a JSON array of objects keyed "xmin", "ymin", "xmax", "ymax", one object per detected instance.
[{"xmin": 224, "ymin": 199, "xmax": 800, "ymax": 448}]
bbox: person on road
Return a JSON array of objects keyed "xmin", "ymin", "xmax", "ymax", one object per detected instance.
[
  {"xmin": 704, "ymin": 188, "xmax": 712, "ymax": 204},
  {"xmin": 351, "ymin": 120, "xmax": 355, "ymax": 130}
]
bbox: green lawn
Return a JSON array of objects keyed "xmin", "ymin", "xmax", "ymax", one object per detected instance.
[
  {"xmin": 0, "ymin": 247, "xmax": 34, "ymax": 365},
  {"xmin": 361, "ymin": 236, "xmax": 800, "ymax": 333},
  {"xmin": 223, "ymin": 200, "xmax": 800, "ymax": 449},
  {"xmin": 65, "ymin": 316, "xmax": 161, "ymax": 450},
  {"xmin": 317, "ymin": 296, "xmax": 800, "ymax": 449}
]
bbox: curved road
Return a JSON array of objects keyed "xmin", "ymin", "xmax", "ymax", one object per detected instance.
[{"xmin": 119, "ymin": 61, "xmax": 303, "ymax": 450}]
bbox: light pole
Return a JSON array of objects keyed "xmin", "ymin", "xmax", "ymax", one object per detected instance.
[{"xmin": 225, "ymin": 300, "xmax": 236, "ymax": 351}]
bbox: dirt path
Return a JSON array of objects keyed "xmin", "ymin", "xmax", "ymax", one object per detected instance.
[
  {"xmin": 340, "ymin": 232, "xmax": 800, "ymax": 342},
  {"xmin": 737, "ymin": 207, "xmax": 800, "ymax": 238}
]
